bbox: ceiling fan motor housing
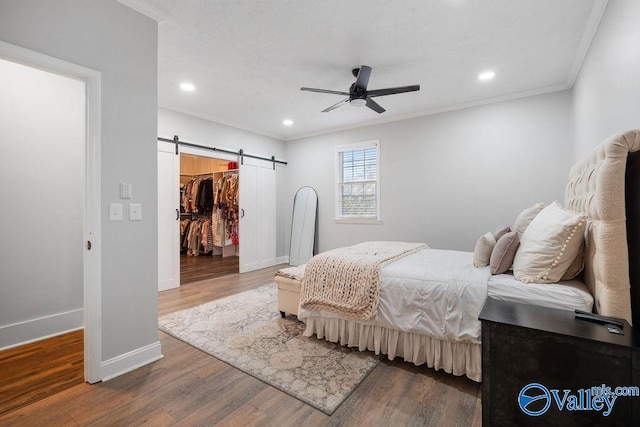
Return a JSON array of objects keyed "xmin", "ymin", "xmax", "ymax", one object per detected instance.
[{"xmin": 349, "ymin": 82, "xmax": 367, "ymax": 101}]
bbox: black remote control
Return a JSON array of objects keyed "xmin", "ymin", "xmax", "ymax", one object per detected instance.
[{"xmin": 574, "ymin": 309, "xmax": 624, "ymax": 328}]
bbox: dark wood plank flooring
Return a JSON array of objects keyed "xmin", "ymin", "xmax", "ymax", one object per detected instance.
[
  {"xmin": 0, "ymin": 252, "xmax": 238, "ymax": 417},
  {"xmin": 1, "ymin": 265, "xmax": 482, "ymax": 426},
  {"xmin": 0, "ymin": 329, "xmax": 84, "ymax": 416},
  {"xmin": 180, "ymin": 253, "xmax": 239, "ymax": 285}
]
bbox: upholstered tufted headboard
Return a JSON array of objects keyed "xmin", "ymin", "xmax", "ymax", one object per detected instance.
[{"xmin": 564, "ymin": 130, "xmax": 640, "ymax": 325}]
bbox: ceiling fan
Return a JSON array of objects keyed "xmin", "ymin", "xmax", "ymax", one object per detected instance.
[{"xmin": 300, "ymin": 65, "xmax": 420, "ymax": 114}]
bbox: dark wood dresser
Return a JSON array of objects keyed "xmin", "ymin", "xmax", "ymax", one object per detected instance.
[{"xmin": 479, "ymin": 298, "xmax": 640, "ymax": 426}]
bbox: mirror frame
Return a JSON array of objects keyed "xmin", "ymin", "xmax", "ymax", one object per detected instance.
[{"xmin": 289, "ymin": 186, "xmax": 318, "ymax": 266}]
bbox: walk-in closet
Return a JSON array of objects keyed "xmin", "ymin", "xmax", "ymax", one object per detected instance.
[
  {"xmin": 179, "ymin": 153, "xmax": 239, "ymax": 283},
  {"xmin": 158, "ymin": 136, "xmax": 279, "ymax": 291}
]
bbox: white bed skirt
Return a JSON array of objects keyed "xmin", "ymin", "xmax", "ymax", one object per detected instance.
[{"xmin": 303, "ymin": 316, "xmax": 482, "ymax": 382}]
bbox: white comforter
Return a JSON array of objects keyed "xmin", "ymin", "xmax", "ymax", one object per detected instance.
[{"xmin": 298, "ymin": 248, "xmax": 491, "ymax": 344}]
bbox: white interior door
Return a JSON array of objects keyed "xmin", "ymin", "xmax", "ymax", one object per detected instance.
[
  {"xmin": 239, "ymin": 161, "xmax": 276, "ymax": 273},
  {"xmin": 157, "ymin": 141, "xmax": 180, "ymax": 291}
]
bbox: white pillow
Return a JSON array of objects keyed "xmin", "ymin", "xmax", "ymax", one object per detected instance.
[
  {"xmin": 473, "ymin": 232, "xmax": 496, "ymax": 268},
  {"xmin": 513, "ymin": 202, "xmax": 587, "ymax": 283},
  {"xmin": 513, "ymin": 203, "xmax": 545, "ymax": 236},
  {"xmin": 561, "ymin": 238, "xmax": 585, "ymax": 280}
]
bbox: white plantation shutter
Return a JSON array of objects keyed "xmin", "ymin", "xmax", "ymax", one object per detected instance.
[{"xmin": 335, "ymin": 140, "xmax": 381, "ymax": 222}]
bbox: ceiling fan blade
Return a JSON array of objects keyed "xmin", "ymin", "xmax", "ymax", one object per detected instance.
[
  {"xmin": 365, "ymin": 97, "xmax": 385, "ymax": 114},
  {"xmin": 366, "ymin": 84, "xmax": 420, "ymax": 98},
  {"xmin": 322, "ymin": 98, "xmax": 350, "ymax": 112},
  {"xmin": 354, "ymin": 65, "xmax": 372, "ymax": 91},
  {"xmin": 301, "ymin": 87, "xmax": 350, "ymax": 96}
]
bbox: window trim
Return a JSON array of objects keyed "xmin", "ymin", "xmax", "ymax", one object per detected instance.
[{"xmin": 334, "ymin": 139, "xmax": 382, "ymax": 224}]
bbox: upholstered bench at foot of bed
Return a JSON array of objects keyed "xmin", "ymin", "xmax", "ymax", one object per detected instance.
[
  {"xmin": 275, "ymin": 276, "xmax": 302, "ymax": 317},
  {"xmin": 275, "ymin": 265, "xmax": 305, "ymax": 317}
]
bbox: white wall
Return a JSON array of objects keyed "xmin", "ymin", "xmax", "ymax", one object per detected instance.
[
  {"xmin": 158, "ymin": 108, "xmax": 289, "ymax": 258},
  {"xmin": 0, "ymin": 0, "xmax": 159, "ymax": 371},
  {"xmin": 0, "ymin": 59, "xmax": 85, "ymax": 347},
  {"xmin": 285, "ymin": 90, "xmax": 574, "ymax": 253},
  {"xmin": 573, "ymin": 0, "xmax": 640, "ymax": 158}
]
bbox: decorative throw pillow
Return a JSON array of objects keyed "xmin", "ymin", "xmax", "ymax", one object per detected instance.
[
  {"xmin": 513, "ymin": 202, "xmax": 587, "ymax": 283},
  {"xmin": 513, "ymin": 203, "xmax": 545, "ymax": 236},
  {"xmin": 561, "ymin": 237, "xmax": 585, "ymax": 280},
  {"xmin": 490, "ymin": 231, "xmax": 520, "ymax": 275},
  {"xmin": 493, "ymin": 225, "xmax": 511, "ymax": 242},
  {"xmin": 473, "ymin": 232, "xmax": 496, "ymax": 268}
]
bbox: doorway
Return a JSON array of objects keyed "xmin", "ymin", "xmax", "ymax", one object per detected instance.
[
  {"xmin": 0, "ymin": 40, "xmax": 100, "ymax": 383},
  {"xmin": 0, "ymin": 40, "xmax": 101, "ymax": 407},
  {"xmin": 179, "ymin": 153, "xmax": 240, "ymax": 284}
]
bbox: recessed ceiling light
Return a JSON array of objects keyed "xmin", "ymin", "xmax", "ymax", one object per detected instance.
[
  {"xmin": 180, "ymin": 82, "xmax": 195, "ymax": 92},
  {"xmin": 283, "ymin": 119, "xmax": 293, "ymax": 126},
  {"xmin": 478, "ymin": 71, "xmax": 495, "ymax": 81}
]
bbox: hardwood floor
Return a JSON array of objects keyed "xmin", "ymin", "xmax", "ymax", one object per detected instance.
[
  {"xmin": 0, "ymin": 265, "xmax": 482, "ymax": 426},
  {"xmin": 0, "ymin": 329, "xmax": 84, "ymax": 416},
  {"xmin": 180, "ymin": 253, "xmax": 239, "ymax": 285}
]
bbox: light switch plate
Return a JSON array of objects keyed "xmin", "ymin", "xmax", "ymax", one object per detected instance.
[
  {"xmin": 129, "ymin": 203, "xmax": 142, "ymax": 221},
  {"xmin": 109, "ymin": 203, "xmax": 123, "ymax": 221}
]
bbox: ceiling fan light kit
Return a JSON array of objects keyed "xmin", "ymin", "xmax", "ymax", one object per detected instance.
[{"xmin": 301, "ymin": 65, "xmax": 420, "ymax": 114}]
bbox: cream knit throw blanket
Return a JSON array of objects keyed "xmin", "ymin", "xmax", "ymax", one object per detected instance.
[{"xmin": 300, "ymin": 241, "xmax": 427, "ymax": 320}]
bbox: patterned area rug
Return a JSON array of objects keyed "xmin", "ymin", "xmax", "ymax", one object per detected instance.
[{"xmin": 158, "ymin": 284, "xmax": 380, "ymax": 415}]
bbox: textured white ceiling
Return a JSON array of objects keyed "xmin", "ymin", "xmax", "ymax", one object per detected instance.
[{"xmin": 122, "ymin": 0, "xmax": 608, "ymax": 141}]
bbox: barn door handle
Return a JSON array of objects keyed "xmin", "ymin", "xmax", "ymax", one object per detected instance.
[
  {"xmin": 241, "ymin": 209, "xmax": 245, "ymax": 218},
  {"xmin": 176, "ymin": 209, "xmax": 179, "ymax": 220}
]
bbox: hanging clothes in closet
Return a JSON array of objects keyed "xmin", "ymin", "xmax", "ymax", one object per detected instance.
[
  {"xmin": 180, "ymin": 175, "xmax": 215, "ymax": 256},
  {"xmin": 182, "ymin": 176, "xmax": 215, "ymax": 214},
  {"xmin": 180, "ymin": 216, "xmax": 214, "ymax": 256},
  {"xmin": 213, "ymin": 172, "xmax": 239, "ymax": 246},
  {"xmin": 180, "ymin": 171, "xmax": 239, "ymax": 256}
]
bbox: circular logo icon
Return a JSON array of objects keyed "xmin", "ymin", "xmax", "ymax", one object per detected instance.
[{"xmin": 518, "ymin": 383, "xmax": 551, "ymax": 416}]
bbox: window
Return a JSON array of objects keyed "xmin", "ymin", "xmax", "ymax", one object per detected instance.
[{"xmin": 335, "ymin": 140, "xmax": 381, "ymax": 222}]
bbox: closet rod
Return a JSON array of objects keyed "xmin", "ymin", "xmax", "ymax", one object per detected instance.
[
  {"xmin": 158, "ymin": 135, "xmax": 287, "ymax": 168},
  {"xmin": 180, "ymin": 172, "xmax": 216, "ymax": 177}
]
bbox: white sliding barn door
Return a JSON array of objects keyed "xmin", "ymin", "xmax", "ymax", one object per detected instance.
[
  {"xmin": 239, "ymin": 161, "xmax": 276, "ymax": 273},
  {"xmin": 157, "ymin": 141, "xmax": 180, "ymax": 291}
]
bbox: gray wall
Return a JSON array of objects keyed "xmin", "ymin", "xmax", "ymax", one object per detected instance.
[
  {"xmin": 573, "ymin": 0, "xmax": 640, "ymax": 158},
  {"xmin": 284, "ymin": 90, "xmax": 574, "ymax": 253},
  {"xmin": 0, "ymin": 0, "xmax": 159, "ymax": 362},
  {"xmin": 158, "ymin": 108, "xmax": 288, "ymax": 258}
]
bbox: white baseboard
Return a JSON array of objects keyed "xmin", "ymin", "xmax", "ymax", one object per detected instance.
[
  {"xmin": 101, "ymin": 341, "xmax": 164, "ymax": 381},
  {"xmin": 158, "ymin": 278, "xmax": 178, "ymax": 292},
  {"xmin": 0, "ymin": 309, "xmax": 84, "ymax": 351},
  {"xmin": 240, "ymin": 258, "xmax": 286, "ymax": 273},
  {"xmin": 275, "ymin": 255, "xmax": 289, "ymax": 265}
]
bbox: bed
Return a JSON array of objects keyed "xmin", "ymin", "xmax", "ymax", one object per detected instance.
[{"xmin": 281, "ymin": 129, "xmax": 640, "ymax": 382}]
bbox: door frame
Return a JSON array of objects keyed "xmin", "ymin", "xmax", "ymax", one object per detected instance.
[{"xmin": 0, "ymin": 40, "xmax": 102, "ymax": 383}]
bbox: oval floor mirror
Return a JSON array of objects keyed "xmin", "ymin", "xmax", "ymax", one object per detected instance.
[{"xmin": 289, "ymin": 186, "xmax": 318, "ymax": 266}]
